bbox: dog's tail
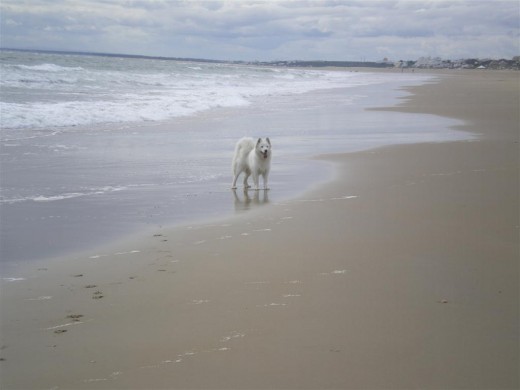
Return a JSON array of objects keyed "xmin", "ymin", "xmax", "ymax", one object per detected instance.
[{"xmin": 232, "ymin": 137, "xmax": 254, "ymax": 173}]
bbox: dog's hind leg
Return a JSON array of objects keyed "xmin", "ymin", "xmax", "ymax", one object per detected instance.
[{"xmin": 231, "ymin": 170, "xmax": 240, "ymax": 189}]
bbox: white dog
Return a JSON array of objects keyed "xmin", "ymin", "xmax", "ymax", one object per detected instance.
[{"xmin": 231, "ymin": 137, "xmax": 271, "ymax": 190}]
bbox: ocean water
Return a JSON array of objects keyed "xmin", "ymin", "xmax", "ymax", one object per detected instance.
[
  {"xmin": 0, "ymin": 50, "xmax": 471, "ymax": 270},
  {"xmin": 0, "ymin": 50, "xmax": 396, "ymax": 131}
]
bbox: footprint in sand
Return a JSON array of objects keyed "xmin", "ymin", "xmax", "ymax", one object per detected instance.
[
  {"xmin": 92, "ymin": 291, "xmax": 104, "ymax": 299},
  {"xmin": 66, "ymin": 314, "xmax": 84, "ymax": 322}
]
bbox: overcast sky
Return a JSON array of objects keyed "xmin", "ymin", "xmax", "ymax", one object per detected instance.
[{"xmin": 1, "ymin": 0, "xmax": 518, "ymax": 61}]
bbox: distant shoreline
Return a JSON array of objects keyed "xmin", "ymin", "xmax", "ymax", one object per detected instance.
[
  {"xmin": 0, "ymin": 47, "xmax": 392, "ymax": 68},
  {"xmin": 2, "ymin": 47, "xmax": 518, "ymax": 70}
]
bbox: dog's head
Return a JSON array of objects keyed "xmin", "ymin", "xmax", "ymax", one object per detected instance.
[{"xmin": 256, "ymin": 138, "xmax": 271, "ymax": 159}]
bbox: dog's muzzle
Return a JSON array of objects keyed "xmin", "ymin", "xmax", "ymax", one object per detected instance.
[{"xmin": 263, "ymin": 151, "xmax": 268, "ymax": 159}]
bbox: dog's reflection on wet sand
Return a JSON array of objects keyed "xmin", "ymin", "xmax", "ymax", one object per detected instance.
[{"xmin": 232, "ymin": 189, "xmax": 270, "ymax": 212}]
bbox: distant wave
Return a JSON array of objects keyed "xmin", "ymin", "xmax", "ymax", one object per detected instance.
[
  {"xmin": 0, "ymin": 186, "xmax": 126, "ymax": 204},
  {"xmin": 14, "ymin": 63, "xmax": 85, "ymax": 72},
  {"xmin": 1, "ymin": 52, "xmax": 398, "ymax": 130},
  {"xmin": 0, "ymin": 172, "xmax": 225, "ymax": 204}
]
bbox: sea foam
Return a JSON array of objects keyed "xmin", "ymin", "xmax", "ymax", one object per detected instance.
[{"xmin": 0, "ymin": 50, "xmax": 393, "ymax": 130}]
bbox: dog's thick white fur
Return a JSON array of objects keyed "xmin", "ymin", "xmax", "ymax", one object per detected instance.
[{"xmin": 231, "ymin": 137, "xmax": 271, "ymax": 190}]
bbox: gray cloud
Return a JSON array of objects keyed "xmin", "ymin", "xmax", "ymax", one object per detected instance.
[{"xmin": 1, "ymin": 0, "xmax": 518, "ymax": 60}]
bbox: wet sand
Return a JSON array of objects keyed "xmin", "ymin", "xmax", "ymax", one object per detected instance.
[
  {"xmin": 1, "ymin": 72, "xmax": 454, "ymax": 269},
  {"xmin": 1, "ymin": 70, "xmax": 518, "ymax": 389}
]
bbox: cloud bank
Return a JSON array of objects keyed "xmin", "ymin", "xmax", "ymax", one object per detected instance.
[{"xmin": 1, "ymin": 0, "xmax": 518, "ymax": 61}]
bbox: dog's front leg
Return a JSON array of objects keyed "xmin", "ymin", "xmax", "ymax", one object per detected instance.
[
  {"xmin": 243, "ymin": 173, "xmax": 251, "ymax": 189},
  {"xmin": 262, "ymin": 172, "xmax": 270, "ymax": 190},
  {"xmin": 252, "ymin": 172, "xmax": 260, "ymax": 191}
]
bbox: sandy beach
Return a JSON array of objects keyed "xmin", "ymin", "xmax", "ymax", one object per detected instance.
[{"xmin": 1, "ymin": 70, "xmax": 518, "ymax": 389}]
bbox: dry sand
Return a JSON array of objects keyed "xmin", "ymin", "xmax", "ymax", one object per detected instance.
[{"xmin": 1, "ymin": 70, "xmax": 518, "ymax": 389}]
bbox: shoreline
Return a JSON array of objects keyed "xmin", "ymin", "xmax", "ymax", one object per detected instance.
[
  {"xmin": 1, "ymin": 71, "xmax": 466, "ymax": 270},
  {"xmin": 1, "ymin": 71, "xmax": 518, "ymax": 389}
]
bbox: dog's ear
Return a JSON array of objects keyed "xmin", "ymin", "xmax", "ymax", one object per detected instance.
[
  {"xmin": 257, "ymin": 138, "xmax": 261, "ymax": 145},
  {"xmin": 266, "ymin": 137, "xmax": 271, "ymax": 146}
]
